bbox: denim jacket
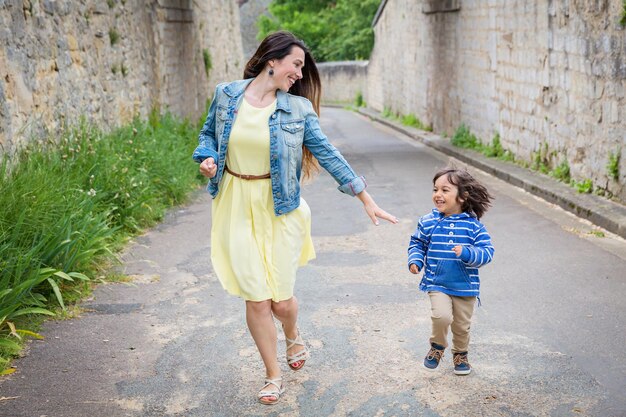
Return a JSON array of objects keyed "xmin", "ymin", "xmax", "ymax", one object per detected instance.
[{"xmin": 192, "ymin": 79, "xmax": 367, "ymax": 216}]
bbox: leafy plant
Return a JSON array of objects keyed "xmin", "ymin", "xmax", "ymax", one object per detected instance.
[
  {"xmin": 381, "ymin": 106, "xmax": 395, "ymax": 119},
  {"xmin": 482, "ymin": 133, "xmax": 504, "ymax": 158},
  {"xmin": 401, "ymin": 114, "xmax": 431, "ymax": 131},
  {"xmin": 451, "ymin": 124, "xmax": 479, "ymax": 149},
  {"xmin": 574, "ymin": 178, "xmax": 594, "ymax": 194},
  {"xmin": 531, "ymin": 142, "xmax": 551, "ymax": 174},
  {"xmin": 258, "ymin": 0, "xmax": 380, "ymax": 62},
  {"xmin": 0, "ymin": 112, "xmax": 204, "ymax": 371},
  {"xmin": 550, "ymin": 159, "xmax": 571, "ymax": 182},
  {"xmin": 354, "ymin": 91, "xmax": 365, "ymax": 108},
  {"xmin": 109, "ymin": 28, "xmax": 120, "ymax": 46},
  {"xmin": 203, "ymin": 49, "xmax": 212, "ymax": 77},
  {"xmin": 607, "ymin": 149, "xmax": 620, "ymax": 180}
]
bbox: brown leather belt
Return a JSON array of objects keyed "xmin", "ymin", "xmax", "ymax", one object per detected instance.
[{"xmin": 225, "ymin": 165, "xmax": 271, "ymax": 180}]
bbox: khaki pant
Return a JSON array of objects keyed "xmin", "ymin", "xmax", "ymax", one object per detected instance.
[{"xmin": 428, "ymin": 291, "xmax": 476, "ymax": 353}]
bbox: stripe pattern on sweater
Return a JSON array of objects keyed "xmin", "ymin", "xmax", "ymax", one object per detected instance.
[{"xmin": 407, "ymin": 209, "xmax": 494, "ymax": 297}]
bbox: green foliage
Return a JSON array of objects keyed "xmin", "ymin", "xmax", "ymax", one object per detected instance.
[
  {"xmin": 501, "ymin": 150, "xmax": 515, "ymax": 162},
  {"xmin": 354, "ymin": 91, "xmax": 365, "ymax": 108},
  {"xmin": 107, "ymin": 0, "xmax": 115, "ymax": 8},
  {"xmin": 573, "ymin": 178, "xmax": 594, "ymax": 194},
  {"xmin": 482, "ymin": 133, "xmax": 504, "ymax": 158},
  {"xmin": 607, "ymin": 148, "xmax": 620, "ymax": 180},
  {"xmin": 257, "ymin": 0, "xmax": 379, "ymax": 62},
  {"xmin": 550, "ymin": 159, "xmax": 571, "ymax": 182},
  {"xmin": 401, "ymin": 114, "xmax": 432, "ymax": 131},
  {"xmin": 531, "ymin": 142, "xmax": 551, "ymax": 174},
  {"xmin": 203, "ymin": 49, "xmax": 213, "ymax": 77},
  {"xmin": 621, "ymin": 0, "xmax": 626, "ymax": 26},
  {"xmin": 451, "ymin": 124, "xmax": 479, "ymax": 149},
  {"xmin": 381, "ymin": 106, "xmax": 395, "ymax": 119},
  {"xmin": 109, "ymin": 28, "xmax": 120, "ymax": 46},
  {"xmin": 451, "ymin": 126, "xmax": 515, "ymax": 162},
  {"xmin": 0, "ymin": 113, "xmax": 204, "ymax": 370}
]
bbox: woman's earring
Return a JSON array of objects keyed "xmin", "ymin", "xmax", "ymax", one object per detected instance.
[{"xmin": 269, "ymin": 68, "xmax": 274, "ymax": 76}]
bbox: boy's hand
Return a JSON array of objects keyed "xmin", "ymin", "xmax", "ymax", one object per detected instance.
[
  {"xmin": 409, "ymin": 264, "xmax": 420, "ymax": 274},
  {"xmin": 452, "ymin": 245, "xmax": 463, "ymax": 257}
]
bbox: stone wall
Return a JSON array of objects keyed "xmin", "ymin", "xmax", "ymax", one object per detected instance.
[
  {"xmin": 318, "ymin": 61, "xmax": 368, "ymax": 105},
  {"xmin": 368, "ymin": 0, "xmax": 626, "ymax": 202},
  {"xmin": 239, "ymin": 0, "xmax": 271, "ymax": 61},
  {"xmin": 0, "ymin": 0, "xmax": 243, "ymax": 153}
]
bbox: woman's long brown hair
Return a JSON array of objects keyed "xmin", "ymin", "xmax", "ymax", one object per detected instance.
[{"xmin": 244, "ymin": 31, "xmax": 320, "ymax": 180}]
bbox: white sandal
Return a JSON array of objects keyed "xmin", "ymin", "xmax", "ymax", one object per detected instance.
[
  {"xmin": 286, "ymin": 330, "xmax": 310, "ymax": 371},
  {"xmin": 257, "ymin": 377, "xmax": 284, "ymax": 405}
]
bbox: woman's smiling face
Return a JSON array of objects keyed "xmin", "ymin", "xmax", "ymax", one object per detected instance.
[
  {"xmin": 432, "ymin": 174, "xmax": 464, "ymax": 216},
  {"xmin": 271, "ymin": 46, "xmax": 305, "ymax": 92}
]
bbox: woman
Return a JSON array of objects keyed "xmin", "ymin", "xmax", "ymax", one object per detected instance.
[{"xmin": 193, "ymin": 31, "xmax": 397, "ymax": 405}]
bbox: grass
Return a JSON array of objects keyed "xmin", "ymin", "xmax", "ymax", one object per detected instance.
[
  {"xmin": 448, "ymin": 125, "xmax": 612, "ymax": 196},
  {"xmin": 381, "ymin": 107, "xmax": 432, "ymax": 131},
  {"xmin": 0, "ymin": 112, "xmax": 205, "ymax": 372},
  {"xmin": 607, "ymin": 149, "xmax": 620, "ymax": 181},
  {"xmin": 550, "ymin": 159, "xmax": 571, "ymax": 182},
  {"xmin": 354, "ymin": 91, "xmax": 365, "ymax": 108},
  {"xmin": 109, "ymin": 28, "xmax": 120, "ymax": 46},
  {"xmin": 203, "ymin": 49, "xmax": 212, "ymax": 77}
]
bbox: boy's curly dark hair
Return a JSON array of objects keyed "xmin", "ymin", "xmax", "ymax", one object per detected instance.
[{"xmin": 433, "ymin": 167, "xmax": 493, "ymax": 219}]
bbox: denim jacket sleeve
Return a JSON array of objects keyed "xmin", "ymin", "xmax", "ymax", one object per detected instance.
[
  {"xmin": 301, "ymin": 101, "xmax": 367, "ymax": 196},
  {"xmin": 192, "ymin": 86, "xmax": 220, "ymax": 164}
]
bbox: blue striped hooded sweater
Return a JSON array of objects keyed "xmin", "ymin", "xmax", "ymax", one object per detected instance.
[{"xmin": 408, "ymin": 209, "xmax": 494, "ymax": 297}]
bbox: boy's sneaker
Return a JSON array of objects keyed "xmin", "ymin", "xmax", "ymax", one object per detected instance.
[
  {"xmin": 423, "ymin": 343, "xmax": 445, "ymax": 371},
  {"xmin": 453, "ymin": 352, "xmax": 471, "ymax": 375}
]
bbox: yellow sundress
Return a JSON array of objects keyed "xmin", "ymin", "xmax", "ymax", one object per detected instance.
[{"xmin": 210, "ymin": 98, "xmax": 316, "ymax": 302}]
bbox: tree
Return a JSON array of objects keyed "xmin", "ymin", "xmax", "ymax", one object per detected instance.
[{"xmin": 257, "ymin": 0, "xmax": 380, "ymax": 62}]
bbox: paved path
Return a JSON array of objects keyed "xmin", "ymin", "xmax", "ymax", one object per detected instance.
[{"xmin": 1, "ymin": 108, "xmax": 625, "ymax": 417}]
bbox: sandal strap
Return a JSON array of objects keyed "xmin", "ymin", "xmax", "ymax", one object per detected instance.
[
  {"xmin": 285, "ymin": 334, "xmax": 305, "ymax": 350},
  {"xmin": 287, "ymin": 350, "xmax": 310, "ymax": 365},
  {"xmin": 284, "ymin": 327, "xmax": 310, "ymax": 365},
  {"xmin": 258, "ymin": 378, "xmax": 283, "ymax": 399}
]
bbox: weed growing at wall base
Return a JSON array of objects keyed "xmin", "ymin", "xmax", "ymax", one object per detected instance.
[
  {"xmin": 203, "ymin": 49, "xmax": 212, "ymax": 77},
  {"xmin": 381, "ymin": 107, "xmax": 432, "ymax": 131},
  {"xmin": 109, "ymin": 28, "xmax": 120, "ymax": 46},
  {"xmin": 354, "ymin": 91, "xmax": 365, "ymax": 108},
  {"xmin": 0, "ymin": 113, "xmax": 204, "ymax": 371},
  {"xmin": 607, "ymin": 149, "xmax": 620, "ymax": 181},
  {"xmin": 448, "ymin": 124, "xmax": 615, "ymax": 197}
]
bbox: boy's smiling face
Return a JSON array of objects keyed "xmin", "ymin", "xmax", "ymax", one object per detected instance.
[{"xmin": 432, "ymin": 174, "xmax": 464, "ymax": 217}]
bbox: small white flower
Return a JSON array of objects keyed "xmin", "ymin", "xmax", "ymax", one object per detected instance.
[{"xmin": 87, "ymin": 188, "xmax": 97, "ymax": 197}]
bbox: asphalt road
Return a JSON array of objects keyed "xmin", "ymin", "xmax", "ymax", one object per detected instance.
[{"xmin": 1, "ymin": 108, "xmax": 625, "ymax": 417}]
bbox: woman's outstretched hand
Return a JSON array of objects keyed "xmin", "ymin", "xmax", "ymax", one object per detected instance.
[
  {"xmin": 199, "ymin": 157, "xmax": 218, "ymax": 178},
  {"xmin": 357, "ymin": 190, "xmax": 398, "ymax": 226}
]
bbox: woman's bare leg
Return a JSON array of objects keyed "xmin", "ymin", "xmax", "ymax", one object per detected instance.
[
  {"xmin": 272, "ymin": 297, "xmax": 306, "ymax": 368},
  {"xmin": 246, "ymin": 300, "xmax": 281, "ymax": 402}
]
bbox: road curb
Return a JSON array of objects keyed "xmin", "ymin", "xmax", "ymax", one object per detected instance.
[{"xmin": 356, "ymin": 107, "xmax": 626, "ymax": 239}]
